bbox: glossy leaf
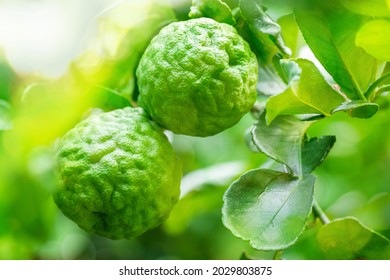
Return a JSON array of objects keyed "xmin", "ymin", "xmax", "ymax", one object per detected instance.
[
  {"xmin": 301, "ymin": 136, "xmax": 336, "ymax": 174},
  {"xmin": 251, "ymin": 111, "xmax": 335, "ymax": 176},
  {"xmin": 317, "ymin": 217, "xmax": 390, "ymax": 259},
  {"xmin": 294, "ymin": 0, "xmax": 379, "ymax": 100},
  {"xmin": 274, "ymin": 57, "xmax": 301, "ymax": 85},
  {"xmin": 332, "ymin": 100, "xmax": 379, "ymax": 118},
  {"xmin": 278, "ymin": 14, "xmax": 304, "ymax": 57},
  {"xmin": 256, "ymin": 64, "xmax": 288, "ymax": 96},
  {"xmin": 239, "ymin": 0, "xmax": 291, "ymax": 57},
  {"xmin": 356, "ymin": 19, "xmax": 390, "ymax": 62},
  {"xmin": 266, "ymin": 58, "xmax": 345, "ymax": 123},
  {"xmin": 266, "ymin": 88, "xmax": 321, "ymax": 123},
  {"xmin": 364, "ymin": 71, "xmax": 390, "ymax": 100},
  {"xmin": 251, "ymin": 111, "xmax": 311, "ymax": 176},
  {"xmin": 266, "ymin": 54, "xmax": 303, "ymax": 96},
  {"xmin": 237, "ymin": 0, "xmax": 291, "ymax": 96},
  {"xmin": 339, "ymin": 0, "xmax": 390, "ymax": 17},
  {"xmin": 259, "ymin": 159, "xmax": 289, "ymax": 173},
  {"xmin": 222, "ymin": 168, "xmax": 315, "ymax": 250},
  {"xmin": 189, "ymin": 0, "xmax": 236, "ymax": 25}
]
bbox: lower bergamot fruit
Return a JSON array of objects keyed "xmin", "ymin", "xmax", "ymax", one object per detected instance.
[
  {"xmin": 136, "ymin": 17, "xmax": 258, "ymax": 137},
  {"xmin": 53, "ymin": 107, "xmax": 182, "ymax": 239}
]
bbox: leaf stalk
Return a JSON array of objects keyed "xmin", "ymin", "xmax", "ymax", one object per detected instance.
[{"xmin": 365, "ymin": 72, "xmax": 390, "ymax": 101}]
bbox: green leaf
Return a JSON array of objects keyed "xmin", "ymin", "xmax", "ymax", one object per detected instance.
[
  {"xmin": 0, "ymin": 100, "xmax": 12, "ymax": 131},
  {"xmin": 256, "ymin": 64, "xmax": 288, "ymax": 96},
  {"xmin": 339, "ymin": 0, "xmax": 390, "ymax": 17},
  {"xmin": 294, "ymin": 0, "xmax": 379, "ymax": 100},
  {"xmin": 252, "ymin": 111, "xmax": 311, "ymax": 175},
  {"xmin": 260, "ymin": 159, "xmax": 289, "ymax": 173},
  {"xmin": 266, "ymin": 88, "xmax": 321, "ymax": 123},
  {"xmin": 252, "ymin": 111, "xmax": 335, "ymax": 176},
  {"xmin": 189, "ymin": 0, "xmax": 236, "ymax": 25},
  {"xmin": 236, "ymin": 1, "xmax": 291, "ymax": 96},
  {"xmin": 274, "ymin": 57, "xmax": 301, "ymax": 85},
  {"xmin": 332, "ymin": 100, "xmax": 379, "ymax": 118},
  {"xmin": 254, "ymin": 55, "xmax": 297, "ymax": 97},
  {"xmin": 301, "ymin": 136, "xmax": 336, "ymax": 174},
  {"xmin": 266, "ymin": 58, "xmax": 345, "ymax": 123},
  {"xmin": 278, "ymin": 14, "xmax": 304, "ymax": 57},
  {"xmin": 239, "ymin": 0, "xmax": 291, "ymax": 57},
  {"xmin": 365, "ymin": 71, "xmax": 390, "ymax": 100},
  {"xmin": 222, "ymin": 168, "xmax": 315, "ymax": 250},
  {"xmin": 356, "ymin": 19, "xmax": 390, "ymax": 62},
  {"xmin": 292, "ymin": 59, "xmax": 345, "ymax": 109},
  {"xmin": 317, "ymin": 217, "xmax": 390, "ymax": 260}
]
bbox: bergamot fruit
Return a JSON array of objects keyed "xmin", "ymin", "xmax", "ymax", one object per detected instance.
[
  {"xmin": 53, "ymin": 107, "xmax": 182, "ymax": 239},
  {"xmin": 136, "ymin": 17, "xmax": 258, "ymax": 137}
]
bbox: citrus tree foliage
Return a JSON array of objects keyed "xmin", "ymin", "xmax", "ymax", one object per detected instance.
[
  {"xmin": 190, "ymin": 0, "xmax": 390, "ymax": 259},
  {"xmin": 1, "ymin": 0, "xmax": 390, "ymax": 260}
]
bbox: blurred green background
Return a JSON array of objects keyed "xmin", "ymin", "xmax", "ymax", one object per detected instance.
[{"xmin": 0, "ymin": 0, "xmax": 389, "ymax": 260}]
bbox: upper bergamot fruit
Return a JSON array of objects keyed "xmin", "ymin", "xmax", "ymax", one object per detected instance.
[
  {"xmin": 53, "ymin": 107, "xmax": 182, "ymax": 239},
  {"xmin": 136, "ymin": 17, "xmax": 258, "ymax": 137}
]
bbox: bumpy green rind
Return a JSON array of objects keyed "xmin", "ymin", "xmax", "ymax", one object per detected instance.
[
  {"xmin": 136, "ymin": 17, "xmax": 258, "ymax": 137},
  {"xmin": 54, "ymin": 107, "xmax": 182, "ymax": 239}
]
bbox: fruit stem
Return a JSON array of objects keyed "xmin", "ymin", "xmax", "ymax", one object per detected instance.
[{"xmin": 312, "ymin": 198, "xmax": 330, "ymax": 225}]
